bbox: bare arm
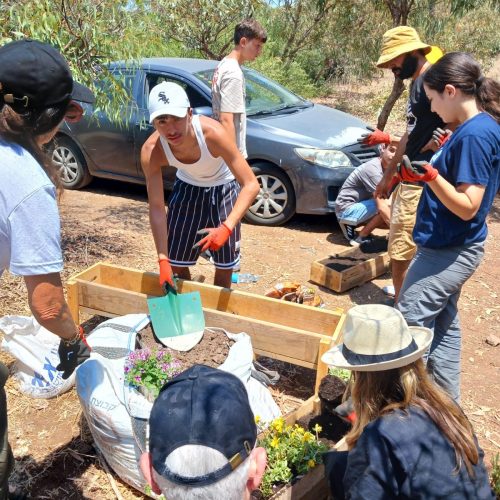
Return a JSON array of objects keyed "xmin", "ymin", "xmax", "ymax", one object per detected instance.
[
  {"xmin": 375, "ymin": 132, "xmax": 408, "ymax": 199},
  {"xmin": 219, "ymin": 112, "xmax": 237, "ymax": 145},
  {"xmin": 203, "ymin": 118, "xmax": 260, "ymax": 230},
  {"xmin": 427, "ymin": 178, "xmax": 485, "ymax": 221},
  {"xmin": 24, "ymin": 273, "xmax": 79, "ymax": 341},
  {"xmin": 141, "ymin": 131, "xmax": 169, "ymax": 259}
]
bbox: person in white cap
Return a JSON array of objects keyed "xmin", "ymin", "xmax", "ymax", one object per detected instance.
[
  {"xmin": 141, "ymin": 82, "xmax": 259, "ymax": 289},
  {"xmin": 321, "ymin": 304, "xmax": 493, "ymax": 499}
]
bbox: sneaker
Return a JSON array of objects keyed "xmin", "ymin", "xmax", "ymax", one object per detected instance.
[
  {"xmin": 345, "ymin": 224, "xmax": 357, "ymax": 241},
  {"xmin": 349, "ymin": 235, "xmax": 373, "ymax": 247},
  {"xmin": 382, "ymin": 285, "xmax": 395, "ymax": 297}
]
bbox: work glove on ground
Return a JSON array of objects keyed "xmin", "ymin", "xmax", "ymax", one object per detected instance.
[
  {"xmin": 158, "ymin": 257, "xmax": 175, "ymax": 290},
  {"xmin": 333, "ymin": 397, "xmax": 357, "ymax": 424},
  {"xmin": 398, "ymin": 155, "xmax": 439, "ymax": 183},
  {"xmin": 194, "ymin": 222, "xmax": 232, "ymax": 252},
  {"xmin": 56, "ymin": 326, "xmax": 91, "ymax": 380},
  {"xmin": 357, "ymin": 129, "xmax": 391, "ymax": 146},
  {"xmin": 432, "ymin": 127, "xmax": 452, "ymax": 148}
]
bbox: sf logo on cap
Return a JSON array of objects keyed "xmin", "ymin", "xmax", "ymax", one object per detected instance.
[{"xmin": 158, "ymin": 92, "xmax": 170, "ymax": 104}]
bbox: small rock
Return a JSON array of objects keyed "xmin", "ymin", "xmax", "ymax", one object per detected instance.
[
  {"xmin": 485, "ymin": 334, "xmax": 500, "ymax": 347},
  {"xmin": 469, "ymin": 357, "xmax": 474, "ymax": 363}
]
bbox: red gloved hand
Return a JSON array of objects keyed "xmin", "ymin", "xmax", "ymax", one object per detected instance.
[
  {"xmin": 432, "ymin": 127, "xmax": 451, "ymax": 148},
  {"xmin": 387, "ymin": 171, "xmax": 402, "ymax": 192},
  {"xmin": 357, "ymin": 129, "xmax": 391, "ymax": 146},
  {"xmin": 195, "ymin": 222, "xmax": 232, "ymax": 252},
  {"xmin": 158, "ymin": 258, "xmax": 175, "ymax": 289},
  {"xmin": 398, "ymin": 155, "xmax": 438, "ymax": 183}
]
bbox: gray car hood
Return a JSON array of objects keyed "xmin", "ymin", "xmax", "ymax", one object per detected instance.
[{"xmin": 248, "ymin": 103, "xmax": 370, "ymax": 149}]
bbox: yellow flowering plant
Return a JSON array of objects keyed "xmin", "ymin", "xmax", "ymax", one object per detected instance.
[{"xmin": 256, "ymin": 416, "xmax": 328, "ymax": 498}]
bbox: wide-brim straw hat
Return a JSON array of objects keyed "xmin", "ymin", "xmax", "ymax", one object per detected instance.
[
  {"xmin": 322, "ymin": 304, "xmax": 432, "ymax": 371},
  {"xmin": 376, "ymin": 26, "xmax": 431, "ymax": 68}
]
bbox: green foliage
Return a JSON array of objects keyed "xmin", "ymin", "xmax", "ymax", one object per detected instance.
[
  {"xmin": 491, "ymin": 453, "xmax": 500, "ymax": 497},
  {"xmin": 328, "ymin": 367, "xmax": 351, "ymax": 383},
  {"xmin": 124, "ymin": 347, "xmax": 183, "ymax": 398},
  {"xmin": 251, "ymin": 56, "xmax": 319, "ymax": 98},
  {"xmin": 257, "ymin": 416, "xmax": 328, "ymax": 498}
]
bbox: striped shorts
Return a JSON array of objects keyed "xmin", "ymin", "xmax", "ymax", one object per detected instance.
[{"xmin": 167, "ymin": 178, "xmax": 241, "ymax": 269}]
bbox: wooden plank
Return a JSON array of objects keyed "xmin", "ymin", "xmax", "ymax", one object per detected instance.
[
  {"xmin": 76, "ymin": 281, "xmax": 330, "ymax": 366},
  {"xmin": 97, "ymin": 262, "xmax": 343, "ymax": 336},
  {"xmin": 66, "ymin": 281, "xmax": 80, "ymax": 325},
  {"xmin": 315, "ymin": 337, "xmax": 332, "ymax": 392},
  {"xmin": 271, "ymin": 464, "xmax": 328, "ymax": 500},
  {"xmin": 69, "ymin": 262, "xmax": 103, "ymax": 284}
]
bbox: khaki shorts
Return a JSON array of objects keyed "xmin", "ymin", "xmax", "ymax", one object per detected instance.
[{"xmin": 388, "ymin": 183, "xmax": 423, "ymax": 261}]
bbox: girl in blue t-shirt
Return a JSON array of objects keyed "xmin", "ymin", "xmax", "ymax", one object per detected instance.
[{"xmin": 396, "ymin": 52, "xmax": 500, "ymax": 402}]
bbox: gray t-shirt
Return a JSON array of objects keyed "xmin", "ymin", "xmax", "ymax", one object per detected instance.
[
  {"xmin": 0, "ymin": 138, "xmax": 63, "ymax": 279},
  {"xmin": 211, "ymin": 57, "xmax": 247, "ymax": 157},
  {"xmin": 335, "ymin": 158, "xmax": 383, "ymax": 214}
]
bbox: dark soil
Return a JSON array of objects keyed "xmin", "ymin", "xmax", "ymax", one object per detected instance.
[
  {"xmin": 296, "ymin": 412, "xmax": 351, "ymax": 448},
  {"xmin": 318, "ymin": 375, "xmax": 347, "ymax": 414},
  {"xmin": 325, "ymin": 247, "xmax": 378, "ymax": 271},
  {"xmin": 137, "ymin": 325, "xmax": 235, "ymax": 367}
]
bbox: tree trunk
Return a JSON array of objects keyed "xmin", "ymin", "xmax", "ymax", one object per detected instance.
[{"xmin": 376, "ymin": 78, "xmax": 405, "ymax": 131}]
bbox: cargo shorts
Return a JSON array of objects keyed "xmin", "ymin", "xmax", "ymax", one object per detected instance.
[{"xmin": 388, "ymin": 183, "xmax": 423, "ymax": 261}]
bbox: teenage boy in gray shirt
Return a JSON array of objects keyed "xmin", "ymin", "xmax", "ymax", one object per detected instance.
[{"xmin": 212, "ymin": 19, "xmax": 267, "ymax": 157}]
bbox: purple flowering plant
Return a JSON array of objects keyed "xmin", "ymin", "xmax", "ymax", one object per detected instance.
[{"xmin": 124, "ymin": 347, "xmax": 183, "ymax": 398}]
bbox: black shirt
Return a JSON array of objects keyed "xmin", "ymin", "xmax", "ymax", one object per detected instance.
[{"xmin": 406, "ymin": 73, "xmax": 445, "ymax": 162}]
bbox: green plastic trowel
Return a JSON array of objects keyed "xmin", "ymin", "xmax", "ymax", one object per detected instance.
[{"xmin": 147, "ymin": 281, "xmax": 205, "ymax": 351}]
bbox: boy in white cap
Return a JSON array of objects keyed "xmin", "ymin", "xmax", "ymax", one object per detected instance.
[{"xmin": 141, "ymin": 82, "xmax": 259, "ymax": 289}]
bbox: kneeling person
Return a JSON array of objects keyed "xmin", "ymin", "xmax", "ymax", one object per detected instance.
[
  {"xmin": 141, "ymin": 82, "xmax": 259, "ymax": 289},
  {"xmin": 139, "ymin": 365, "xmax": 267, "ymax": 500},
  {"xmin": 335, "ymin": 144, "xmax": 396, "ymax": 245}
]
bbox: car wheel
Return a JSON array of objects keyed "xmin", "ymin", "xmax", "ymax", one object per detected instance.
[
  {"xmin": 51, "ymin": 137, "xmax": 92, "ymax": 189},
  {"xmin": 244, "ymin": 163, "xmax": 296, "ymax": 226}
]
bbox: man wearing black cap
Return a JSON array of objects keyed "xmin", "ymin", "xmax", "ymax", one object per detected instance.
[
  {"xmin": 0, "ymin": 39, "xmax": 94, "ymax": 498},
  {"xmin": 139, "ymin": 365, "xmax": 267, "ymax": 499}
]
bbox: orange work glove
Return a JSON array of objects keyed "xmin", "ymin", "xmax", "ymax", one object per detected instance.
[
  {"xmin": 357, "ymin": 129, "xmax": 391, "ymax": 146},
  {"xmin": 158, "ymin": 258, "xmax": 175, "ymax": 289},
  {"xmin": 195, "ymin": 222, "xmax": 232, "ymax": 252},
  {"xmin": 398, "ymin": 155, "xmax": 438, "ymax": 183}
]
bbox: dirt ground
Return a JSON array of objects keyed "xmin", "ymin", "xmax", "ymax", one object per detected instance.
[
  {"xmin": 0, "ymin": 178, "xmax": 498, "ymax": 498},
  {"xmin": 1, "ymin": 60, "xmax": 500, "ymax": 496}
]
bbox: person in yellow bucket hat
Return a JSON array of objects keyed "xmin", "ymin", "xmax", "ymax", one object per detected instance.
[{"xmin": 357, "ymin": 26, "xmax": 446, "ymax": 303}]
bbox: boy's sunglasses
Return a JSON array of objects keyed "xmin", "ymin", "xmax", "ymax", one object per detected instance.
[{"xmin": 64, "ymin": 101, "xmax": 84, "ymax": 123}]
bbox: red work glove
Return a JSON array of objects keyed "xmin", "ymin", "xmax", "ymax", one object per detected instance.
[
  {"xmin": 387, "ymin": 171, "xmax": 402, "ymax": 192},
  {"xmin": 398, "ymin": 155, "xmax": 439, "ymax": 183},
  {"xmin": 158, "ymin": 258, "xmax": 175, "ymax": 289},
  {"xmin": 195, "ymin": 222, "xmax": 232, "ymax": 252},
  {"xmin": 432, "ymin": 127, "xmax": 451, "ymax": 148},
  {"xmin": 357, "ymin": 129, "xmax": 391, "ymax": 146}
]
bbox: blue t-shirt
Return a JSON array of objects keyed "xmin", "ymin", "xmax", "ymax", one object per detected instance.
[
  {"xmin": 338, "ymin": 407, "xmax": 494, "ymax": 499},
  {"xmin": 414, "ymin": 113, "xmax": 500, "ymax": 248},
  {"xmin": 0, "ymin": 138, "xmax": 63, "ymax": 278}
]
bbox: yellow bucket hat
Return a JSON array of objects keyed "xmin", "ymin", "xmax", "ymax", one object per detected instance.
[{"xmin": 376, "ymin": 26, "xmax": 431, "ymax": 68}]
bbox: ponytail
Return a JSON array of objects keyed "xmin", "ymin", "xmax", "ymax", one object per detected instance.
[{"xmin": 424, "ymin": 52, "xmax": 500, "ymax": 123}]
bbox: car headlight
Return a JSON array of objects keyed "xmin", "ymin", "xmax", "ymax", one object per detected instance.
[{"xmin": 294, "ymin": 148, "xmax": 352, "ymax": 168}]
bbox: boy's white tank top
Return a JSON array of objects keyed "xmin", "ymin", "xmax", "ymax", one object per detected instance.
[{"xmin": 159, "ymin": 115, "xmax": 235, "ymax": 187}]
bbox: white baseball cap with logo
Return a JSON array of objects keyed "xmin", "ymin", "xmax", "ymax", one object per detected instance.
[{"xmin": 148, "ymin": 81, "xmax": 190, "ymax": 122}]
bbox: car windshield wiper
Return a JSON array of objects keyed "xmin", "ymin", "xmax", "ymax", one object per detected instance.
[{"xmin": 249, "ymin": 102, "xmax": 312, "ymax": 117}]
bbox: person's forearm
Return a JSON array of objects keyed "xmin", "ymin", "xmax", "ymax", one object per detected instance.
[
  {"xmin": 427, "ymin": 177, "xmax": 483, "ymax": 221},
  {"xmin": 149, "ymin": 206, "xmax": 169, "ymax": 258},
  {"xmin": 24, "ymin": 274, "xmax": 79, "ymax": 341},
  {"xmin": 223, "ymin": 180, "xmax": 260, "ymax": 230}
]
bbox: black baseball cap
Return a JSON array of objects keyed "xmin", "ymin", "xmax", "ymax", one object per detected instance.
[
  {"xmin": 149, "ymin": 364, "xmax": 257, "ymax": 486},
  {"xmin": 0, "ymin": 39, "xmax": 94, "ymax": 113}
]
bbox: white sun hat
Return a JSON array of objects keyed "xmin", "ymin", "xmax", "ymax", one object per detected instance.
[
  {"xmin": 322, "ymin": 304, "xmax": 432, "ymax": 372},
  {"xmin": 148, "ymin": 81, "xmax": 190, "ymax": 122}
]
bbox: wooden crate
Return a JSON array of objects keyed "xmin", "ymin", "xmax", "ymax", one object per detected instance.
[
  {"xmin": 309, "ymin": 246, "xmax": 390, "ymax": 293},
  {"xmin": 67, "ymin": 262, "xmax": 345, "ymax": 391}
]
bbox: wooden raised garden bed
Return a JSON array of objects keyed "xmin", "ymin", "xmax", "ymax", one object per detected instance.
[
  {"xmin": 67, "ymin": 262, "xmax": 346, "ymax": 391},
  {"xmin": 309, "ymin": 246, "xmax": 390, "ymax": 293}
]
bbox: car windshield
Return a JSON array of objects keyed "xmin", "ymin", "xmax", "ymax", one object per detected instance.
[{"xmin": 194, "ymin": 67, "xmax": 310, "ymax": 116}]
